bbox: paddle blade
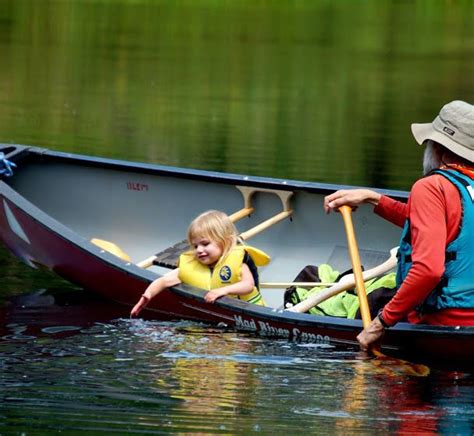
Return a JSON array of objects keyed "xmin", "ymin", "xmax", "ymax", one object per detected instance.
[
  {"xmin": 91, "ymin": 238, "xmax": 132, "ymax": 262},
  {"xmin": 372, "ymin": 349, "xmax": 430, "ymax": 377}
]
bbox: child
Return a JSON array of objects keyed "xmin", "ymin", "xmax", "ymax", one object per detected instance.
[{"xmin": 130, "ymin": 210, "xmax": 270, "ymax": 317}]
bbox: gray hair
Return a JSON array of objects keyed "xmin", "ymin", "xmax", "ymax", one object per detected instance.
[{"xmin": 423, "ymin": 140, "xmax": 442, "ymax": 175}]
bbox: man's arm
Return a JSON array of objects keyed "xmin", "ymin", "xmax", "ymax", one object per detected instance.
[
  {"xmin": 382, "ymin": 177, "xmax": 452, "ymax": 325},
  {"xmin": 374, "ymin": 195, "xmax": 408, "ymax": 228}
]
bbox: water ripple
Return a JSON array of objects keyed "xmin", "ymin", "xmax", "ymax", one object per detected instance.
[{"xmin": 1, "ymin": 310, "xmax": 472, "ymax": 434}]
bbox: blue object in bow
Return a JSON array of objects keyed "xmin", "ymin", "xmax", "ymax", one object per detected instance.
[{"xmin": 0, "ymin": 152, "xmax": 17, "ymax": 177}]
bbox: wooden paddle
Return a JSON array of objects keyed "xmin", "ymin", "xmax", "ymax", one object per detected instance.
[
  {"xmin": 91, "ymin": 238, "xmax": 132, "ymax": 262},
  {"xmin": 339, "ymin": 206, "xmax": 372, "ymax": 326},
  {"xmin": 339, "ymin": 205, "xmax": 429, "ymax": 377}
]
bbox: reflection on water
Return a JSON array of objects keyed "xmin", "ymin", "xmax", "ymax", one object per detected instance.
[
  {"xmin": 1, "ymin": 1, "xmax": 473, "ymax": 190},
  {"xmin": 1, "ymin": 289, "xmax": 473, "ymax": 434}
]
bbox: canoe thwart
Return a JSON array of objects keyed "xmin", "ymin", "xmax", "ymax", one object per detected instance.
[
  {"xmin": 228, "ymin": 206, "xmax": 254, "ymax": 222},
  {"xmin": 240, "ymin": 209, "xmax": 293, "ymax": 241},
  {"xmin": 236, "ymin": 185, "xmax": 293, "ymax": 212},
  {"xmin": 238, "ymin": 187, "xmax": 293, "ymax": 241}
]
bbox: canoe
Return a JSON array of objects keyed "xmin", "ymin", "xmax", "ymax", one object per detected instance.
[{"xmin": 1, "ymin": 144, "xmax": 472, "ymax": 369}]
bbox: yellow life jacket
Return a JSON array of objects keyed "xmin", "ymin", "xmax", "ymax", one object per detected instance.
[{"xmin": 178, "ymin": 245, "xmax": 270, "ymax": 306}]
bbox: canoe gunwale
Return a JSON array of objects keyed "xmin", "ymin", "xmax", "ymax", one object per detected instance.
[{"xmin": 24, "ymin": 145, "xmax": 409, "ymax": 201}]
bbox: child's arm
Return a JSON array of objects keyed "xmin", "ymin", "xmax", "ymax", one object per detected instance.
[
  {"xmin": 130, "ymin": 268, "xmax": 181, "ymax": 317},
  {"xmin": 204, "ymin": 263, "xmax": 255, "ymax": 303}
]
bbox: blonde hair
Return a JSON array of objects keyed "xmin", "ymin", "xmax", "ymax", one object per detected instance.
[{"xmin": 187, "ymin": 210, "xmax": 238, "ymax": 260}]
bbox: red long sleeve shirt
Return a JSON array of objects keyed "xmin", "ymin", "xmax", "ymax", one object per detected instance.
[{"xmin": 374, "ymin": 167, "xmax": 474, "ymax": 326}]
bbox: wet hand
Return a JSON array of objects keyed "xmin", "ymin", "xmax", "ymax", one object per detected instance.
[
  {"xmin": 356, "ymin": 317, "xmax": 385, "ymax": 351},
  {"xmin": 130, "ymin": 294, "xmax": 150, "ymax": 317}
]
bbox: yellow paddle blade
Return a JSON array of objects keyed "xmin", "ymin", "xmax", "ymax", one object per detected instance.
[
  {"xmin": 372, "ymin": 349, "xmax": 430, "ymax": 377},
  {"xmin": 91, "ymin": 238, "xmax": 132, "ymax": 262},
  {"xmin": 244, "ymin": 246, "xmax": 271, "ymax": 266}
]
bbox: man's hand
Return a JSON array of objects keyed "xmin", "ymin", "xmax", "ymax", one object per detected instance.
[
  {"xmin": 324, "ymin": 189, "xmax": 381, "ymax": 214},
  {"xmin": 357, "ymin": 316, "xmax": 385, "ymax": 351}
]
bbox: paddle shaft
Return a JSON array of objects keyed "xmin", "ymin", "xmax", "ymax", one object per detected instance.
[{"xmin": 339, "ymin": 206, "xmax": 372, "ymax": 327}]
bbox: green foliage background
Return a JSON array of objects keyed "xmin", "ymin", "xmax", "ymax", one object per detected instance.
[{"xmin": 1, "ymin": 0, "xmax": 473, "ymax": 191}]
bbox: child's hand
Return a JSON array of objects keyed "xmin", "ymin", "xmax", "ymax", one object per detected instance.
[
  {"xmin": 204, "ymin": 289, "xmax": 227, "ymax": 303},
  {"xmin": 130, "ymin": 294, "xmax": 150, "ymax": 317}
]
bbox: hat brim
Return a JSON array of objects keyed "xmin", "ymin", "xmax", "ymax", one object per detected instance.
[{"xmin": 411, "ymin": 123, "xmax": 474, "ymax": 162}]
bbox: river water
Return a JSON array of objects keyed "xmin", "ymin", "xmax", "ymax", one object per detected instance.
[{"xmin": 1, "ymin": 1, "xmax": 473, "ymax": 434}]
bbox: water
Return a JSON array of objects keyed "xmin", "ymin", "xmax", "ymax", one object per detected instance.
[
  {"xmin": 2, "ymin": 289, "xmax": 472, "ymax": 434},
  {"xmin": 1, "ymin": 1, "xmax": 474, "ymax": 433},
  {"xmin": 2, "ymin": 0, "xmax": 473, "ymax": 189}
]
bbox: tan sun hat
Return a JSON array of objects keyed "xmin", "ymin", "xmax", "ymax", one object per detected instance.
[{"xmin": 411, "ymin": 100, "xmax": 474, "ymax": 162}]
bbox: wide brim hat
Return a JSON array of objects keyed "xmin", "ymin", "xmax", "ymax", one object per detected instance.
[{"xmin": 411, "ymin": 100, "xmax": 474, "ymax": 163}]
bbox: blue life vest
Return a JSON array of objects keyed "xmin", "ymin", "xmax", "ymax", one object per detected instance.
[{"xmin": 396, "ymin": 169, "xmax": 474, "ymax": 312}]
